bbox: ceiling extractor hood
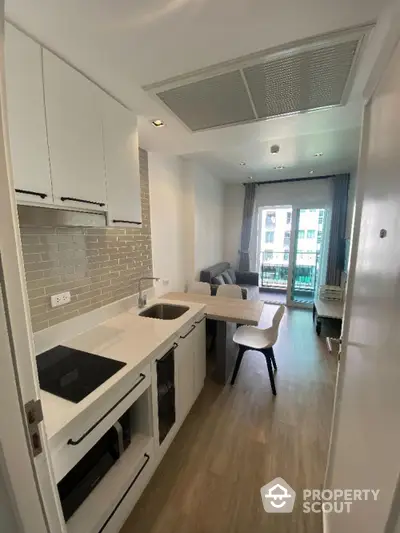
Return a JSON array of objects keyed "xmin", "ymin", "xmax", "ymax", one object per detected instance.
[{"xmin": 143, "ymin": 25, "xmax": 373, "ymax": 132}]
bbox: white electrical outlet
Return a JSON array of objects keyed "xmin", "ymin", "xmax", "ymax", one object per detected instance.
[
  {"xmin": 162, "ymin": 279, "xmax": 170, "ymax": 286},
  {"xmin": 50, "ymin": 291, "xmax": 71, "ymax": 308}
]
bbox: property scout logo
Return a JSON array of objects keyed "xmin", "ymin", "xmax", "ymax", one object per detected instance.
[{"xmin": 260, "ymin": 478, "xmax": 380, "ymax": 514}]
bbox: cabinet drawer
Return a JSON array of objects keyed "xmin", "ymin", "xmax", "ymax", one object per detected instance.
[{"xmin": 51, "ymin": 367, "xmax": 150, "ymax": 483}]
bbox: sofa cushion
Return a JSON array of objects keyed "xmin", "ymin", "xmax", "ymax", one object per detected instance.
[
  {"xmin": 212, "ymin": 274, "xmax": 225, "ymax": 285},
  {"xmin": 226, "ymin": 268, "xmax": 236, "ymax": 283},
  {"xmin": 200, "ymin": 262, "xmax": 231, "ymax": 283},
  {"xmin": 221, "ymin": 271, "xmax": 233, "ymax": 284}
]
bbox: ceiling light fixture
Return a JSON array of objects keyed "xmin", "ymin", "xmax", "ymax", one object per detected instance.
[
  {"xmin": 309, "ymin": 170, "xmax": 315, "ymax": 175},
  {"xmin": 274, "ymin": 165, "xmax": 285, "ymax": 170},
  {"xmin": 314, "ymin": 152, "xmax": 323, "ymax": 157},
  {"xmin": 240, "ymin": 162, "xmax": 247, "ymax": 166},
  {"xmin": 151, "ymin": 119, "xmax": 165, "ymax": 127},
  {"xmin": 248, "ymin": 176, "xmax": 253, "ymax": 180}
]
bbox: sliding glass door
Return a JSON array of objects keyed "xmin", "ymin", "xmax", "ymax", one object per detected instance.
[
  {"xmin": 257, "ymin": 206, "xmax": 328, "ymax": 307},
  {"xmin": 288, "ymin": 208, "xmax": 326, "ymax": 306}
]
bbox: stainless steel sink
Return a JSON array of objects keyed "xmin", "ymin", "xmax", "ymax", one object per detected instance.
[{"xmin": 139, "ymin": 303, "xmax": 189, "ymax": 320}]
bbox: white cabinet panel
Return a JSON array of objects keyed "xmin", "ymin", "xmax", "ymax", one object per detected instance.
[
  {"xmin": 100, "ymin": 94, "xmax": 142, "ymax": 227},
  {"xmin": 175, "ymin": 326, "xmax": 196, "ymax": 423},
  {"xmin": 4, "ymin": 24, "xmax": 53, "ymax": 205},
  {"xmin": 175, "ymin": 317, "xmax": 206, "ymax": 423},
  {"xmin": 193, "ymin": 318, "xmax": 206, "ymax": 398},
  {"xmin": 43, "ymin": 50, "xmax": 106, "ymax": 210}
]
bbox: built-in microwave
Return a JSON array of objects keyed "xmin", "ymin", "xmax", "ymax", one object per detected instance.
[{"xmin": 57, "ymin": 410, "xmax": 131, "ymax": 522}]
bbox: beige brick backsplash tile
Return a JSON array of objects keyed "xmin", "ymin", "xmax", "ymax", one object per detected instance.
[
  {"xmin": 27, "ymin": 276, "xmax": 61, "ymax": 290},
  {"xmin": 21, "ymin": 149, "xmax": 153, "ymax": 332},
  {"xmin": 41, "ymin": 234, "xmax": 74, "ymax": 244},
  {"xmin": 21, "ymin": 235, "xmax": 40, "ymax": 246},
  {"xmin": 31, "ymin": 317, "xmax": 50, "ymax": 332},
  {"xmin": 27, "ymin": 287, "xmax": 46, "ymax": 299},
  {"xmin": 23, "ymin": 253, "xmax": 42, "ymax": 264},
  {"xmin": 24, "ymin": 260, "xmax": 57, "ymax": 273},
  {"xmin": 19, "ymin": 226, "xmax": 55, "ymax": 235}
]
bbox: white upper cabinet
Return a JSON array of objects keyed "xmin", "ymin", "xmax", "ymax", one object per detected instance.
[
  {"xmin": 100, "ymin": 94, "xmax": 142, "ymax": 226},
  {"xmin": 42, "ymin": 50, "xmax": 106, "ymax": 210},
  {"xmin": 4, "ymin": 24, "xmax": 53, "ymax": 205}
]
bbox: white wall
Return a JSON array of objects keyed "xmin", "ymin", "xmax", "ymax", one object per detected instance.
[
  {"xmin": 149, "ymin": 154, "xmax": 224, "ymax": 290},
  {"xmin": 148, "ymin": 152, "xmax": 185, "ymax": 296},
  {"xmin": 192, "ymin": 163, "xmax": 224, "ymax": 277}
]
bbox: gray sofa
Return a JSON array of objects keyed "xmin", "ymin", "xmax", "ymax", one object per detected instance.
[{"xmin": 199, "ymin": 262, "xmax": 259, "ymax": 300}]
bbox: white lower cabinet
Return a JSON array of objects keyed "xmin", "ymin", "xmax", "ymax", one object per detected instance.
[
  {"xmin": 193, "ymin": 317, "xmax": 207, "ymax": 398},
  {"xmin": 51, "ymin": 316, "xmax": 206, "ymax": 533},
  {"xmin": 175, "ymin": 315, "xmax": 206, "ymax": 424}
]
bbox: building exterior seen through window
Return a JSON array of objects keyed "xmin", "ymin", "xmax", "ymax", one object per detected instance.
[{"xmin": 259, "ymin": 207, "xmax": 326, "ymax": 298}]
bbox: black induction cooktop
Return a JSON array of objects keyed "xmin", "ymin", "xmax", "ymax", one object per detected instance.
[{"xmin": 37, "ymin": 345, "xmax": 126, "ymax": 403}]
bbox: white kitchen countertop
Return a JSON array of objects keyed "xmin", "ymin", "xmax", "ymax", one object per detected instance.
[{"xmin": 38, "ymin": 298, "xmax": 205, "ymax": 444}]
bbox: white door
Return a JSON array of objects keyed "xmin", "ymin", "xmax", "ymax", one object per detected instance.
[
  {"xmin": 325, "ymin": 36, "xmax": 400, "ymax": 533},
  {"xmin": 4, "ymin": 23, "xmax": 53, "ymax": 205},
  {"xmin": 0, "ymin": 12, "xmax": 65, "ymax": 533},
  {"xmin": 43, "ymin": 49, "xmax": 106, "ymax": 210},
  {"xmin": 100, "ymin": 93, "xmax": 142, "ymax": 227}
]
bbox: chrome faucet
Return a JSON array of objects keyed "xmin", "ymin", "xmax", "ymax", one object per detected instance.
[{"xmin": 138, "ymin": 276, "xmax": 160, "ymax": 308}]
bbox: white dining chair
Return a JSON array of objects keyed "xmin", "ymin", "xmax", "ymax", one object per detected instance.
[
  {"xmin": 230, "ymin": 304, "xmax": 285, "ymax": 395},
  {"xmin": 188, "ymin": 281, "xmax": 211, "ymax": 295},
  {"xmin": 216, "ymin": 284, "xmax": 242, "ymax": 299}
]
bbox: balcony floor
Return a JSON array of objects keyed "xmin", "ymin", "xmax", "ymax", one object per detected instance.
[{"xmin": 260, "ymin": 289, "xmax": 315, "ymax": 305}]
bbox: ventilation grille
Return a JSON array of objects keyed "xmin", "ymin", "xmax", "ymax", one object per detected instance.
[
  {"xmin": 145, "ymin": 29, "xmax": 369, "ymax": 132},
  {"xmin": 157, "ymin": 71, "xmax": 255, "ymax": 131}
]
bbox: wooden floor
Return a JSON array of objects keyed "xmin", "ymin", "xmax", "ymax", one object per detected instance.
[{"xmin": 121, "ymin": 306, "xmax": 337, "ymax": 533}]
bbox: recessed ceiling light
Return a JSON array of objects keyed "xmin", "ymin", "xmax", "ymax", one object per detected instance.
[
  {"xmin": 314, "ymin": 152, "xmax": 323, "ymax": 157},
  {"xmin": 309, "ymin": 170, "xmax": 315, "ymax": 175},
  {"xmin": 151, "ymin": 119, "xmax": 165, "ymax": 127},
  {"xmin": 240, "ymin": 162, "xmax": 246, "ymax": 166},
  {"xmin": 274, "ymin": 165, "xmax": 285, "ymax": 170},
  {"xmin": 248, "ymin": 176, "xmax": 253, "ymax": 180}
]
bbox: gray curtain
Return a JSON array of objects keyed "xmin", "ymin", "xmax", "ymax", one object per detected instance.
[
  {"xmin": 326, "ymin": 174, "xmax": 350, "ymax": 286},
  {"xmin": 238, "ymin": 183, "xmax": 256, "ymax": 272}
]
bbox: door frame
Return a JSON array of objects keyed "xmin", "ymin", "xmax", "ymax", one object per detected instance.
[
  {"xmin": 324, "ymin": 3, "xmax": 400, "ymax": 531},
  {"xmin": 0, "ymin": 6, "xmax": 65, "ymax": 533}
]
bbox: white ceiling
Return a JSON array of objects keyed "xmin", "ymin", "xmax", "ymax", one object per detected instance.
[{"xmin": 5, "ymin": 0, "xmax": 389, "ymax": 182}]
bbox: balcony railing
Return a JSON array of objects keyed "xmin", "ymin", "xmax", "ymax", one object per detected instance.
[{"xmin": 260, "ymin": 251, "xmax": 320, "ymax": 292}]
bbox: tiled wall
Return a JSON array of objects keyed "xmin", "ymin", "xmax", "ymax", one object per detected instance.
[{"xmin": 20, "ymin": 149, "xmax": 153, "ymax": 332}]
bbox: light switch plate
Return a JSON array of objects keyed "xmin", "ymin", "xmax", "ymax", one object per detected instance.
[{"xmin": 50, "ymin": 291, "xmax": 71, "ymax": 308}]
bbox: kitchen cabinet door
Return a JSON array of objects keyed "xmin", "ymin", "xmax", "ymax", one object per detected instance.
[
  {"xmin": 193, "ymin": 318, "xmax": 206, "ymax": 398},
  {"xmin": 175, "ymin": 330, "xmax": 196, "ymax": 423},
  {"xmin": 4, "ymin": 24, "xmax": 53, "ymax": 205},
  {"xmin": 43, "ymin": 50, "xmax": 106, "ymax": 210},
  {"xmin": 100, "ymin": 93, "xmax": 142, "ymax": 227}
]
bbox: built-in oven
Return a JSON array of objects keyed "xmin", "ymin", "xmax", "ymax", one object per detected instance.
[
  {"xmin": 156, "ymin": 346, "xmax": 176, "ymax": 445},
  {"xmin": 57, "ymin": 410, "xmax": 131, "ymax": 521}
]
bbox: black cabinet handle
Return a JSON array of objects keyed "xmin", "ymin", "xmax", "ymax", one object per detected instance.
[
  {"xmin": 180, "ymin": 324, "xmax": 196, "ymax": 339},
  {"xmin": 67, "ymin": 373, "xmax": 146, "ymax": 446},
  {"xmin": 60, "ymin": 196, "xmax": 105, "ymax": 207},
  {"xmin": 15, "ymin": 189, "xmax": 47, "ymax": 199},
  {"xmin": 195, "ymin": 316, "xmax": 206, "ymax": 324},
  {"xmin": 112, "ymin": 219, "xmax": 141, "ymax": 225},
  {"xmin": 98, "ymin": 453, "xmax": 150, "ymax": 533}
]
